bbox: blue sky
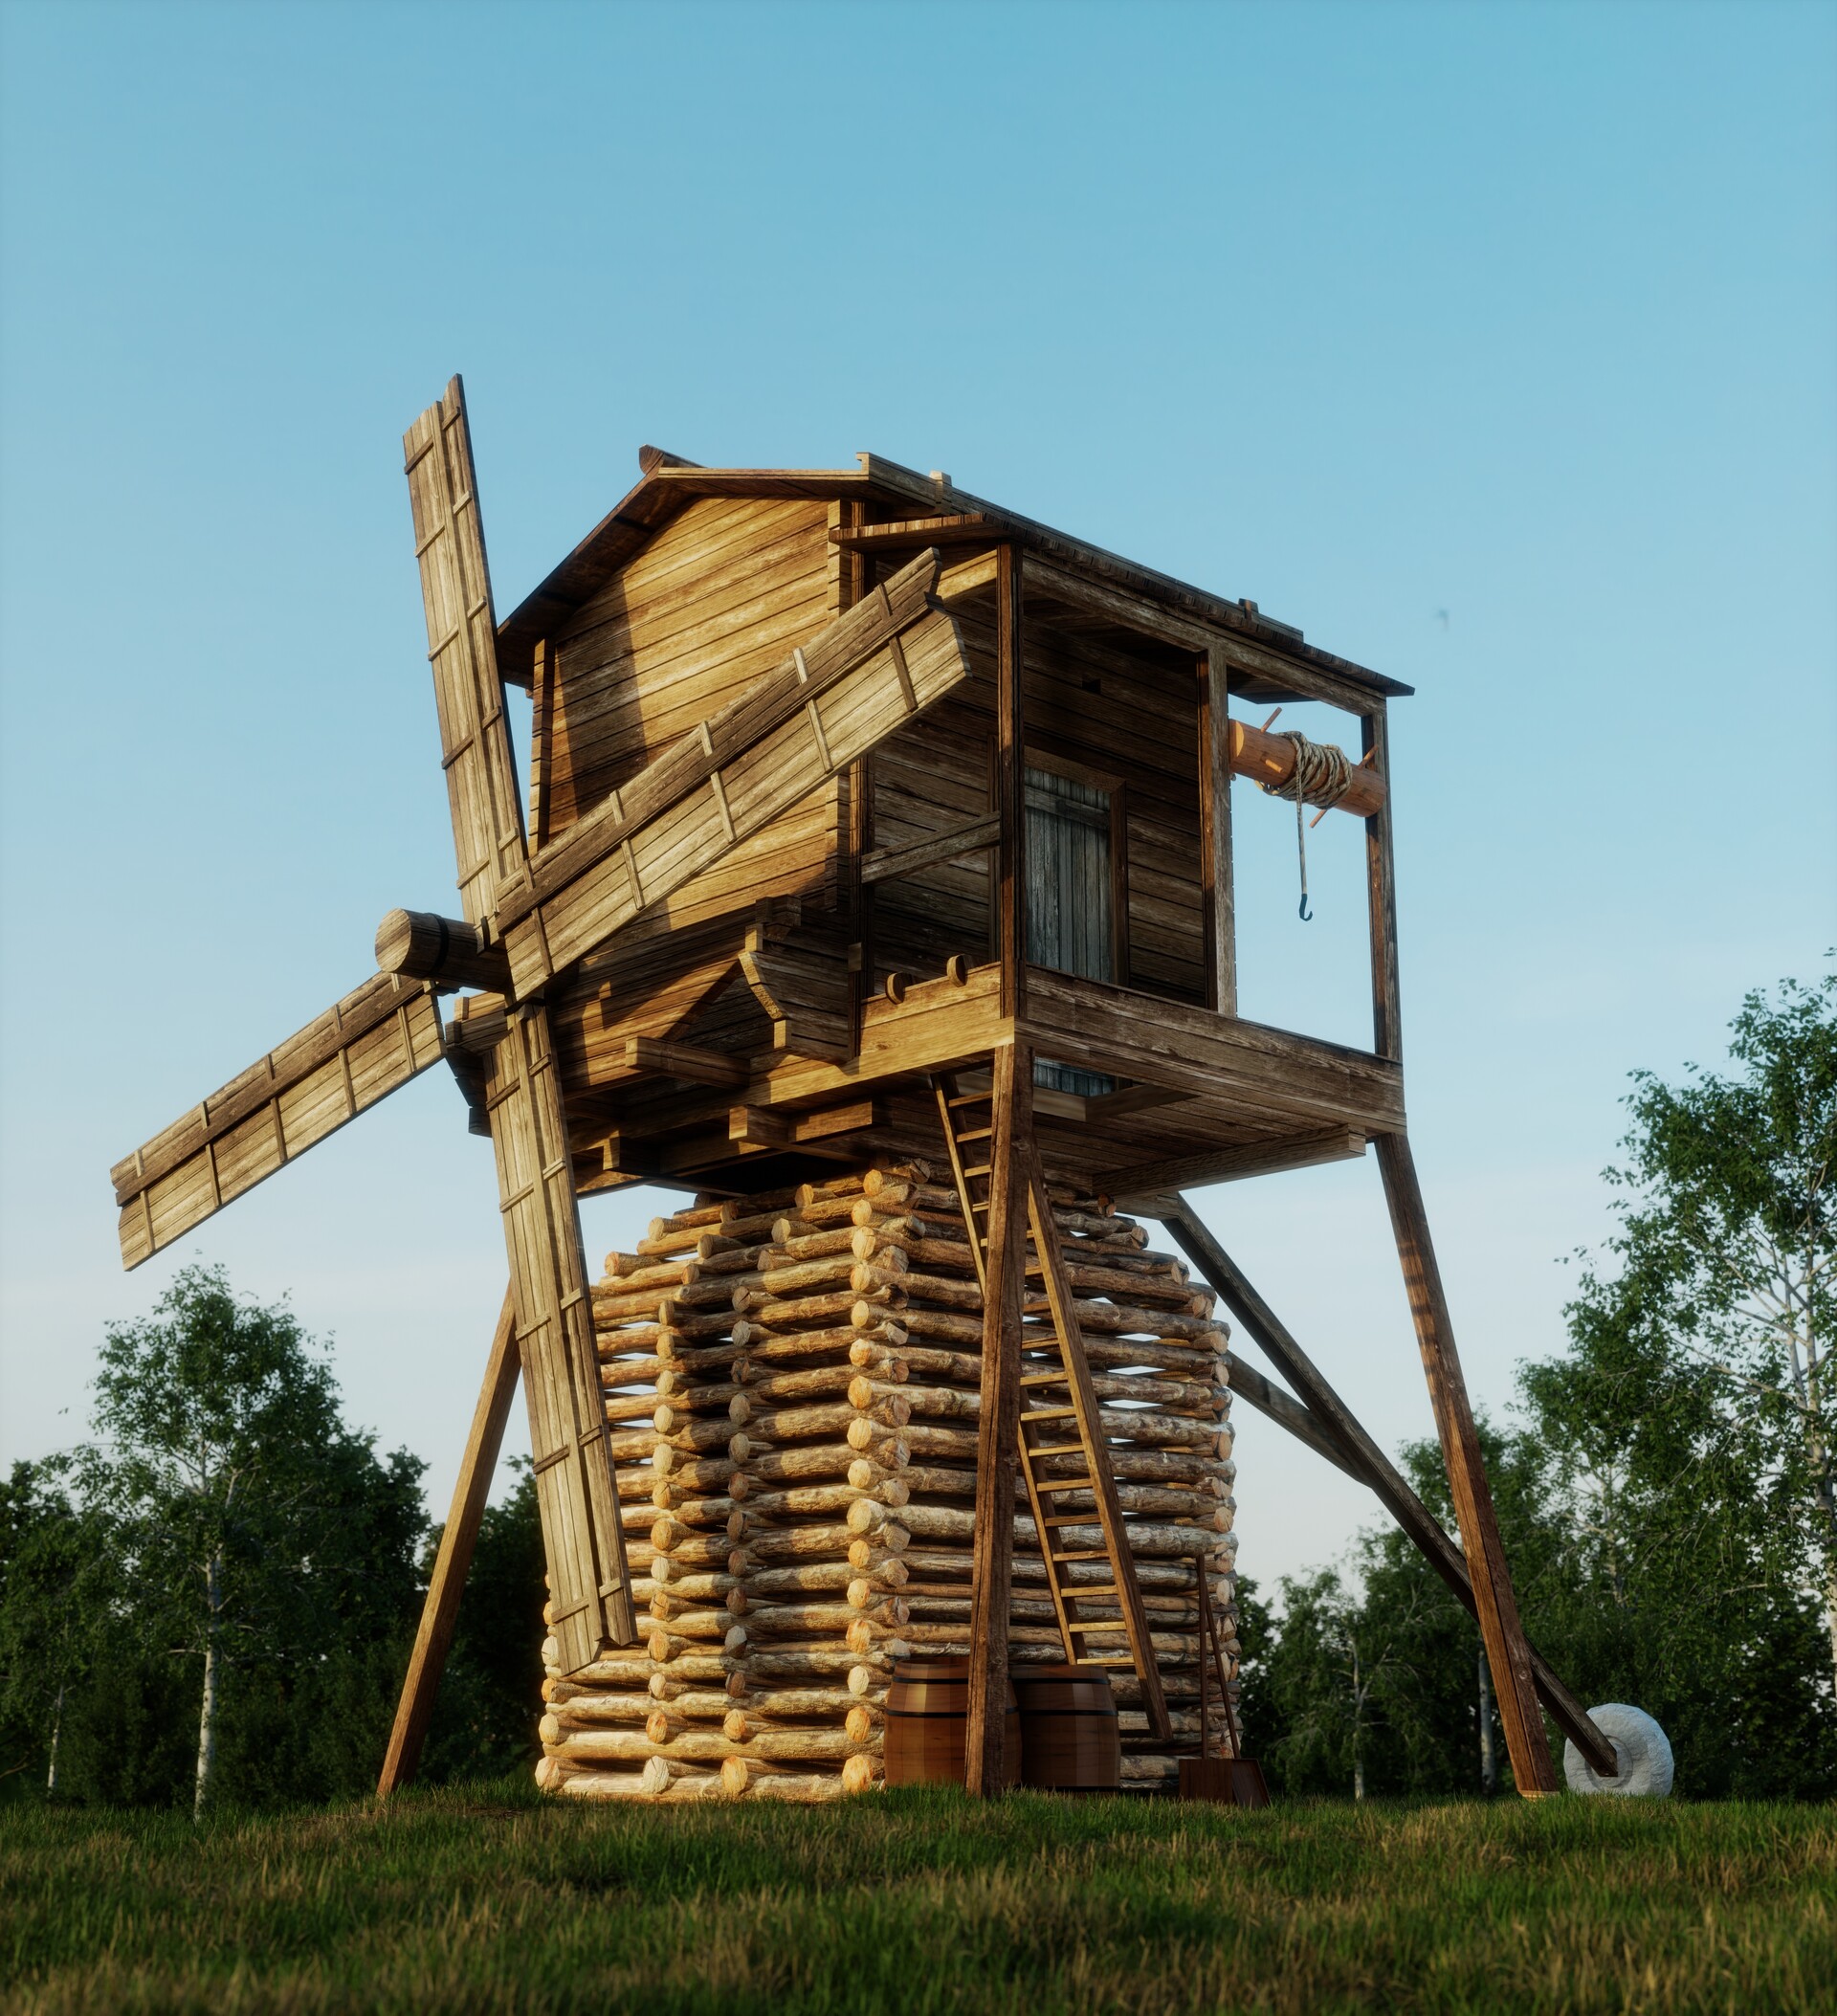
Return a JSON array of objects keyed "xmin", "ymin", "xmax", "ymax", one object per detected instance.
[{"xmin": 2, "ymin": 0, "xmax": 1832, "ymax": 1594}]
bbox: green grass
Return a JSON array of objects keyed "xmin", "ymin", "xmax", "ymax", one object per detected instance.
[{"xmin": 3, "ymin": 1785, "xmax": 1832, "ymax": 2014}]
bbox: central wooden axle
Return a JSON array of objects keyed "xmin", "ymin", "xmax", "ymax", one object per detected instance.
[{"xmin": 1228, "ymin": 720, "xmax": 1384, "ymax": 817}]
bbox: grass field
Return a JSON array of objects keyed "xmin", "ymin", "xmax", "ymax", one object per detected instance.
[{"xmin": 3, "ymin": 1784, "xmax": 1832, "ymax": 2014}]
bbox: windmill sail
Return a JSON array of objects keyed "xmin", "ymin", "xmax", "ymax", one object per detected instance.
[
  {"xmin": 111, "ymin": 973, "xmax": 443, "ymax": 1270},
  {"xmin": 404, "ymin": 379, "xmax": 637, "ymax": 1663}
]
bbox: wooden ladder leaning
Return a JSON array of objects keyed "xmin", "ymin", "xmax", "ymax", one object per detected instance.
[{"xmin": 934, "ymin": 1073, "xmax": 1172, "ymax": 1740}]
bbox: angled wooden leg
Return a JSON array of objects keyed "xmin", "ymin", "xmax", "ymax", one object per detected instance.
[
  {"xmin": 966, "ymin": 1041, "xmax": 1031, "ymax": 1796},
  {"xmin": 378, "ymin": 1290, "xmax": 520, "ymax": 1797},
  {"xmin": 1376, "ymin": 1133, "xmax": 1559, "ymax": 1797},
  {"xmin": 1161, "ymin": 1200, "xmax": 1617, "ymax": 1779}
]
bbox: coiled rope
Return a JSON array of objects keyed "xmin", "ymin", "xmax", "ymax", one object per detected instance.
[{"xmin": 1260, "ymin": 732, "xmax": 1355, "ymax": 920}]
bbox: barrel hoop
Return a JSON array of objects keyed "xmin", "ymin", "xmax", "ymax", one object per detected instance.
[{"xmin": 885, "ymin": 1707, "xmax": 973, "ymax": 1719}]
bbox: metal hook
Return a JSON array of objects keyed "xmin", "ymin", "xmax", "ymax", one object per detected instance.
[{"xmin": 1298, "ymin": 892, "xmax": 1312, "ymax": 922}]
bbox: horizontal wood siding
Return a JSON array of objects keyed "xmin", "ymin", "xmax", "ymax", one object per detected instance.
[
  {"xmin": 871, "ymin": 583, "xmax": 1204, "ymax": 1000},
  {"xmin": 546, "ymin": 498, "xmax": 842, "ymax": 928}
]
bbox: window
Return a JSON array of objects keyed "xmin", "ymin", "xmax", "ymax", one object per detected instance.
[{"xmin": 1025, "ymin": 763, "xmax": 1117, "ymax": 1096}]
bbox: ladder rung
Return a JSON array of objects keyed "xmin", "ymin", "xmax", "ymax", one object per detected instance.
[
  {"xmin": 1032, "ymin": 1479, "xmax": 1096, "ymax": 1495},
  {"xmin": 962, "ymin": 1163, "xmax": 991, "ymax": 1180},
  {"xmin": 1024, "ymin": 1406, "xmax": 1077, "ymax": 1420},
  {"xmin": 947, "ymin": 1093, "xmax": 990, "ymax": 1109},
  {"xmin": 1052, "ymin": 1550, "xmax": 1110, "ymax": 1562},
  {"xmin": 1082, "ymin": 1654, "xmax": 1137, "ymax": 1666},
  {"xmin": 1060, "ymin": 1583, "xmax": 1119, "ymax": 1597},
  {"xmin": 954, "ymin": 1127, "xmax": 993, "ymax": 1144},
  {"xmin": 1065, "ymin": 1621, "xmax": 1129, "ymax": 1634},
  {"xmin": 1020, "ymin": 1372, "xmax": 1068, "ymax": 1387},
  {"xmin": 1029, "ymin": 1442, "xmax": 1086, "ymax": 1457},
  {"xmin": 1040, "ymin": 1515, "xmax": 1090, "ymax": 1527}
]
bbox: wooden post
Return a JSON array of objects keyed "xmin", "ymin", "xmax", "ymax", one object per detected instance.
[
  {"xmin": 965, "ymin": 1039, "xmax": 1031, "ymax": 1795},
  {"xmin": 1198, "ymin": 644, "xmax": 1235, "ymax": 1015},
  {"xmin": 1160, "ymin": 1200, "xmax": 1618, "ymax": 1778},
  {"xmin": 378, "ymin": 1291, "xmax": 520, "ymax": 1797},
  {"xmin": 994, "ymin": 543, "xmax": 1026, "ymax": 1019},
  {"xmin": 1375, "ymin": 1134, "xmax": 1559, "ymax": 1795},
  {"xmin": 1362, "ymin": 706, "xmax": 1401, "ymax": 1061}
]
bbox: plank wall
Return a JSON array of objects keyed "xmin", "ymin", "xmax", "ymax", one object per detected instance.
[
  {"xmin": 544, "ymin": 497, "xmax": 843, "ymax": 931},
  {"xmin": 871, "ymin": 583, "xmax": 1206, "ymax": 1002}
]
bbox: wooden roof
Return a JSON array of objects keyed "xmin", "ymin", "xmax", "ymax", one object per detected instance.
[{"xmin": 495, "ymin": 449, "xmax": 1413, "ymax": 703}]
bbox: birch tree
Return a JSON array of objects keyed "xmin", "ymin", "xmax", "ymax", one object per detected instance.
[{"xmin": 83, "ymin": 1268, "xmax": 365, "ymax": 1817}]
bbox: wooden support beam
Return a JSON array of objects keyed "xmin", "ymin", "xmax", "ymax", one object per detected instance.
[
  {"xmin": 1107, "ymin": 1129, "xmax": 1366, "ymax": 1213},
  {"xmin": 830, "ymin": 513, "xmax": 1003, "ymax": 548},
  {"xmin": 378, "ymin": 1292, "xmax": 520, "ymax": 1797},
  {"xmin": 1363, "ymin": 707, "xmax": 1402, "ymax": 1061},
  {"xmin": 995, "ymin": 544, "xmax": 1026, "ymax": 1021},
  {"xmin": 1376, "ymin": 1137, "xmax": 1559, "ymax": 1795},
  {"xmin": 967, "ymin": 1041, "xmax": 1031, "ymax": 1795},
  {"xmin": 1222, "ymin": 1353, "xmax": 1367, "ymax": 1482},
  {"xmin": 1228, "ymin": 719, "xmax": 1385, "ymax": 818},
  {"xmin": 619, "ymin": 1037, "xmax": 747, "ymax": 1088},
  {"xmin": 1159, "ymin": 1199, "xmax": 1618, "ymax": 1780},
  {"xmin": 1199, "ymin": 646, "xmax": 1236, "ymax": 1015},
  {"xmin": 859, "ymin": 814, "xmax": 1001, "ymax": 886},
  {"xmin": 375, "ymin": 907, "xmax": 512, "ymax": 994},
  {"xmin": 727, "ymin": 1099, "xmax": 879, "ymax": 1150}
]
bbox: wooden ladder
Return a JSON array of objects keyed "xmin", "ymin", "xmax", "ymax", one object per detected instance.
[{"xmin": 934, "ymin": 1074, "xmax": 1172, "ymax": 1740}]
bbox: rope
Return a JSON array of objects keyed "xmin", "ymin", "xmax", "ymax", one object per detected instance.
[{"xmin": 1260, "ymin": 732, "xmax": 1354, "ymax": 921}]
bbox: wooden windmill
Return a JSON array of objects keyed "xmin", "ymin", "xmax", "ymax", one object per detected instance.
[{"xmin": 111, "ymin": 379, "xmax": 1623, "ymax": 1801}]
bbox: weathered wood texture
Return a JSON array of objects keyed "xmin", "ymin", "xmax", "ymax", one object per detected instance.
[
  {"xmin": 112, "ymin": 974, "xmax": 443, "ymax": 1269},
  {"xmin": 485, "ymin": 1008, "xmax": 637, "ymax": 1668},
  {"xmin": 379, "ymin": 1292, "xmax": 520, "ymax": 1795},
  {"xmin": 542, "ymin": 497, "xmax": 844, "ymax": 930},
  {"xmin": 1159, "ymin": 1199, "xmax": 1617, "ymax": 1779},
  {"xmin": 862, "ymin": 565, "xmax": 1208, "ymax": 1004},
  {"xmin": 1374, "ymin": 1134, "xmax": 1558, "ymax": 1795},
  {"xmin": 403, "ymin": 380, "xmax": 636, "ymax": 1676},
  {"xmin": 538, "ymin": 1161, "xmax": 1238, "ymax": 1804},
  {"xmin": 492, "ymin": 553, "xmax": 969, "ymax": 1000},
  {"xmin": 967, "ymin": 1043, "xmax": 1030, "ymax": 1794},
  {"xmin": 403, "ymin": 380, "xmax": 527, "ymax": 928}
]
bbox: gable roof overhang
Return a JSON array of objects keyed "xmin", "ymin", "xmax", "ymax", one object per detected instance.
[{"xmin": 494, "ymin": 449, "xmax": 1412, "ymax": 708}]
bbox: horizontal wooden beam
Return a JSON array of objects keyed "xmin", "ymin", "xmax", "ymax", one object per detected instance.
[
  {"xmin": 829, "ymin": 514, "xmax": 1002, "ymax": 549},
  {"xmin": 728, "ymin": 1098, "xmax": 878, "ymax": 1150},
  {"xmin": 1106, "ymin": 1129, "xmax": 1367, "ymax": 1211},
  {"xmin": 860, "ymin": 814, "xmax": 1001, "ymax": 886},
  {"xmin": 621, "ymin": 1037, "xmax": 747, "ymax": 1088},
  {"xmin": 1229, "ymin": 720, "xmax": 1384, "ymax": 818},
  {"xmin": 375, "ymin": 908, "xmax": 512, "ymax": 993},
  {"xmin": 1022, "ymin": 971, "xmax": 1405, "ymax": 1139}
]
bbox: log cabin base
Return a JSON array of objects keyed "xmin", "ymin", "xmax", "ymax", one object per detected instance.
[{"xmin": 534, "ymin": 1162, "xmax": 1239, "ymax": 1803}]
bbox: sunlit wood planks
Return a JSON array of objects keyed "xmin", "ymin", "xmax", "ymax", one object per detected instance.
[
  {"xmin": 485, "ymin": 1006, "xmax": 637, "ymax": 1668},
  {"xmin": 404, "ymin": 376, "xmax": 529, "ymax": 927},
  {"xmin": 493, "ymin": 550, "xmax": 970, "ymax": 997},
  {"xmin": 112, "ymin": 974, "xmax": 443, "ymax": 1269}
]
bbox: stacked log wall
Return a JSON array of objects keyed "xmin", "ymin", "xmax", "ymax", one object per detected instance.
[{"xmin": 535, "ymin": 1162, "xmax": 1241, "ymax": 1803}]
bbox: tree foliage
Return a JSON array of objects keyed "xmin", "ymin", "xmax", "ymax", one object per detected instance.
[{"xmin": 1241, "ymin": 970, "xmax": 1837, "ymax": 1802}]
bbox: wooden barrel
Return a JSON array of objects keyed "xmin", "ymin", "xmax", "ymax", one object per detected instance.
[
  {"xmin": 1013, "ymin": 1664, "xmax": 1122, "ymax": 1791},
  {"xmin": 883, "ymin": 1657, "xmax": 1021, "ymax": 1786}
]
